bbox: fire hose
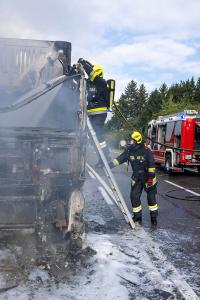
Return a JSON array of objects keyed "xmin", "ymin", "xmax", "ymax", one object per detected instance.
[{"xmin": 164, "ymin": 189, "xmax": 200, "ymax": 202}]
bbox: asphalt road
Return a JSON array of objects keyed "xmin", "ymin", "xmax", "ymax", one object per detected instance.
[{"xmin": 84, "ymin": 148, "xmax": 200, "ymax": 299}]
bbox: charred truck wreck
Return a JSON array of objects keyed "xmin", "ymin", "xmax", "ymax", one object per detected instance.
[{"xmin": 0, "ymin": 38, "xmax": 87, "ymax": 255}]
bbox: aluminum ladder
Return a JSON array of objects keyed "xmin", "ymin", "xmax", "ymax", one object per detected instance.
[{"xmin": 87, "ymin": 117, "xmax": 135, "ymax": 229}]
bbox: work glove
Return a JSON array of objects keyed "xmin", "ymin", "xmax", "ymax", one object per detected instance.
[
  {"xmin": 78, "ymin": 58, "xmax": 93, "ymax": 67},
  {"xmin": 146, "ymin": 177, "xmax": 154, "ymax": 188},
  {"xmin": 78, "ymin": 58, "xmax": 84, "ymax": 64},
  {"xmin": 68, "ymin": 62, "xmax": 86, "ymax": 76},
  {"xmin": 77, "ymin": 58, "xmax": 93, "ymax": 76},
  {"xmin": 68, "ymin": 64, "xmax": 78, "ymax": 76}
]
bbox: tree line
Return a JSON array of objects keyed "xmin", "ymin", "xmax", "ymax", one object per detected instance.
[{"xmin": 106, "ymin": 77, "xmax": 200, "ymax": 137}]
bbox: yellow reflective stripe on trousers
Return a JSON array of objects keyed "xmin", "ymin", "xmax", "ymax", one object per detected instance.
[
  {"xmin": 113, "ymin": 159, "xmax": 119, "ymax": 166},
  {"xmin": 132, "ymin": 205, "xmax": 142, "ymax": 213},
  {"xmin": 148, "ymin": 168, "xmax": 155, "ymax": 172},
  {"xmin": 87, "ymin": 107, "xmax": 108, "ymax": 113},
  {"xmin": 99, "ymin": 141, "xmax": 107, "ymax": 149},
  {"xmin": 148, "ymin": 204, "xmax": 158, "ymax": 211}
]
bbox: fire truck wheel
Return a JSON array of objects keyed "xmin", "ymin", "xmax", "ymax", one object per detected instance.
[{"xmin": 165, "ymin": 155, "xmax": 172, "ymax": 174}]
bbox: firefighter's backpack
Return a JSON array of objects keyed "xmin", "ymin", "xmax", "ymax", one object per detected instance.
[{"xmin": 107, "ymin": 79, "xmax": 115, "ymax": 110}]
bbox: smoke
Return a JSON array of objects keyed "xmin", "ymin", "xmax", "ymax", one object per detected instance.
[
  {"xmin": 0, "ymin": 38, "xmax": 76, "ymax": 129},
  {"xmin": 0, "ymin": 37, "xmax": 82, "ymax": 128}
]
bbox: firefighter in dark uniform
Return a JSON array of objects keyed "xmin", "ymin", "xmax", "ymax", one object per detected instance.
[
  {"xmin": 77, "ymin": 58, "xmax": 111, "ymax": 165},
  {"xmin": 109, "ymin": 131, "xmax": 158, "ymax": 225}
]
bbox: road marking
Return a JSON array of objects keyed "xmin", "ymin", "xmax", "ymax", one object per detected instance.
[
  {"xmin": 140, "ymin": 228, "xmax": 199, "ymax": 299},
  {"xmin": 98, "ymin": 186, "xmax": 114, "ymax": 205},
  {"xmin": 165, "ymin": 180, "xmax": 200, "ymax": 196},
  {"xmin": 88, "ymin": 170, "xmax": 95, "ymax": 179}
]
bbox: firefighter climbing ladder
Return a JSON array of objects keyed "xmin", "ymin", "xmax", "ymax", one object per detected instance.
[{"xmin": 87, "ymin": 117, "xmax": 135, "ymax": 229}]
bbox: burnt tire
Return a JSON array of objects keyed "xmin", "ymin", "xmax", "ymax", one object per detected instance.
[
  {"xmin": 165, "ymin": 155, "xmax": 172, "ymax": 174},
  {"xmin": 67, "ymin": 190, "xmax": 85, "ymax": 250}
]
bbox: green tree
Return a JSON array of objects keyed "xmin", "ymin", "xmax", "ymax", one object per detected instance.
[
  {"xmin": 159, "ymin": 83, "xmax": 168, "ymax": 100},
  {"xmin": 107, "ymin": 76, "xmax": 200, "ymax": 142},
  {"xmin": 194, "ymin": 77, "xmax": 200, "ymax": 102},
  {"xmin": 138, "ymin": 84, "xmax": 148, "ymax": 113},
  {"xmin": 154, "ymin": 95, "xmax": 200, "ymax": 118},
  {"xmin": 167, "ymin": 78, "xmax": 195, "ymax": 103},
  {"xmin": 123, "ymin": 80, "xmax": 139, "ymax": 119},
  {"xmin": 106, "ymin": 80, "xmax": 140, "ymax": 130}
]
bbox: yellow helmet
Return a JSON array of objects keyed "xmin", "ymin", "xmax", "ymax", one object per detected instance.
[
  {"xmin": 131, "ymin": 131, "xmax": 142, "ymax": 144},
  {"xmin": 90, "ymin": 64, "xmax": 104, "ymax": 81}
]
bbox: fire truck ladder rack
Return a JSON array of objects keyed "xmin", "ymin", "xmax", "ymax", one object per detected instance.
[{"xmin": 87, "ymin": 117, "xmax": 135, "ymax": 229}]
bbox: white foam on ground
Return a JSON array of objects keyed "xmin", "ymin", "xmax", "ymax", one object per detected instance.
[
  {"xmin": 1, "ymin": 229, "xmax": 199, "ymax": 299},
  {"xmin": 1, "ymin": 233, "xmax": 129, "ymax": 300},
  {"xmin": 0, "ymin": 232, "xmax": 173, "ymax": 300}
]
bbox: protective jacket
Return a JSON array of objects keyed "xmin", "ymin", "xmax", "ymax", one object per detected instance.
[
  {"xmin": 86, "ymin": 78, "xmax": 109, "ymax": 115},
  {"xmin": 112, "ymin": 142, "xmax": 156, "ymax": 182}
]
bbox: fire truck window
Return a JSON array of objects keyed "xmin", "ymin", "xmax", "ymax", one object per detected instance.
[
  {"xmin": 174, "ymin": 121, "xmax": 182, "ymax": 148},
  {"xmin": 174, "ymin": 121, "xmax": 182, "ymax": 136},
  {"xmin": 151, "ymin": 126, "xmax": 157, "ymax": 148},
  {"xmin": 158, "ymin": 125, "xmax": 166, "ymax": 149},
  {"xmin": 147, "ymin": 127, "xmax": 151, "ymax": 146},
  {"xmin": 165, "ymin": 122, "xmax": 175, "ymax": 142}
]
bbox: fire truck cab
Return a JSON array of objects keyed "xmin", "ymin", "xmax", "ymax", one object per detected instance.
[{"xmin": 147, "ymin": 110, "xmax": 200, "ymax": 173}]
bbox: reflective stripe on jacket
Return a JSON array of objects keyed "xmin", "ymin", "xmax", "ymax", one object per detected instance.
[{"xmin": 87, "ymin": 107, "xmax": 108, "ymax": 115}]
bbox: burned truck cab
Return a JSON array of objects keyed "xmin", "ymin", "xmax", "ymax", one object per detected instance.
[{"xmin": 0, "ymin": 38, "xmax": 87, "ymax": 248}]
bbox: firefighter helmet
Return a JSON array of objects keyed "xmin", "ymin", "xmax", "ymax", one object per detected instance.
[
  {"xmin": 131, "ymin": 131, "xmax": 142, "ymax": 144},
  {"xmin": 90, "ymin": 65, "xmax": 104, "ymax": 81}
]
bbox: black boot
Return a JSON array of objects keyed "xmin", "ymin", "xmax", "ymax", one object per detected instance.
[
  {"xmin": 151, "ymin": 216, "xmax": 157, "ymax": 226},
  {"xmin": 133, "ymin": 215, "xmax": 142, "ymax": 225}
]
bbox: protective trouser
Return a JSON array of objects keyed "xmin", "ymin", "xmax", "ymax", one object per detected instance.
[
  {"xmin": 130, "ymin": 179, "xmax": 158, "ymax": 219},
  {"xmin": 89, "ymin": 113, "xmax": 110, "ymax": 161}
]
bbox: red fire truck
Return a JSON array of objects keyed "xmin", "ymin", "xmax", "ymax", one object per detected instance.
[{"xmin": 147, "ymin": 110, "xmax": 200, "ymax": 173}]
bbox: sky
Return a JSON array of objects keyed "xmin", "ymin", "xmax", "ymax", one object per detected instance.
[{"xmin": 1, "ymin": 0, "xmax": 200, "ymax": 99}]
